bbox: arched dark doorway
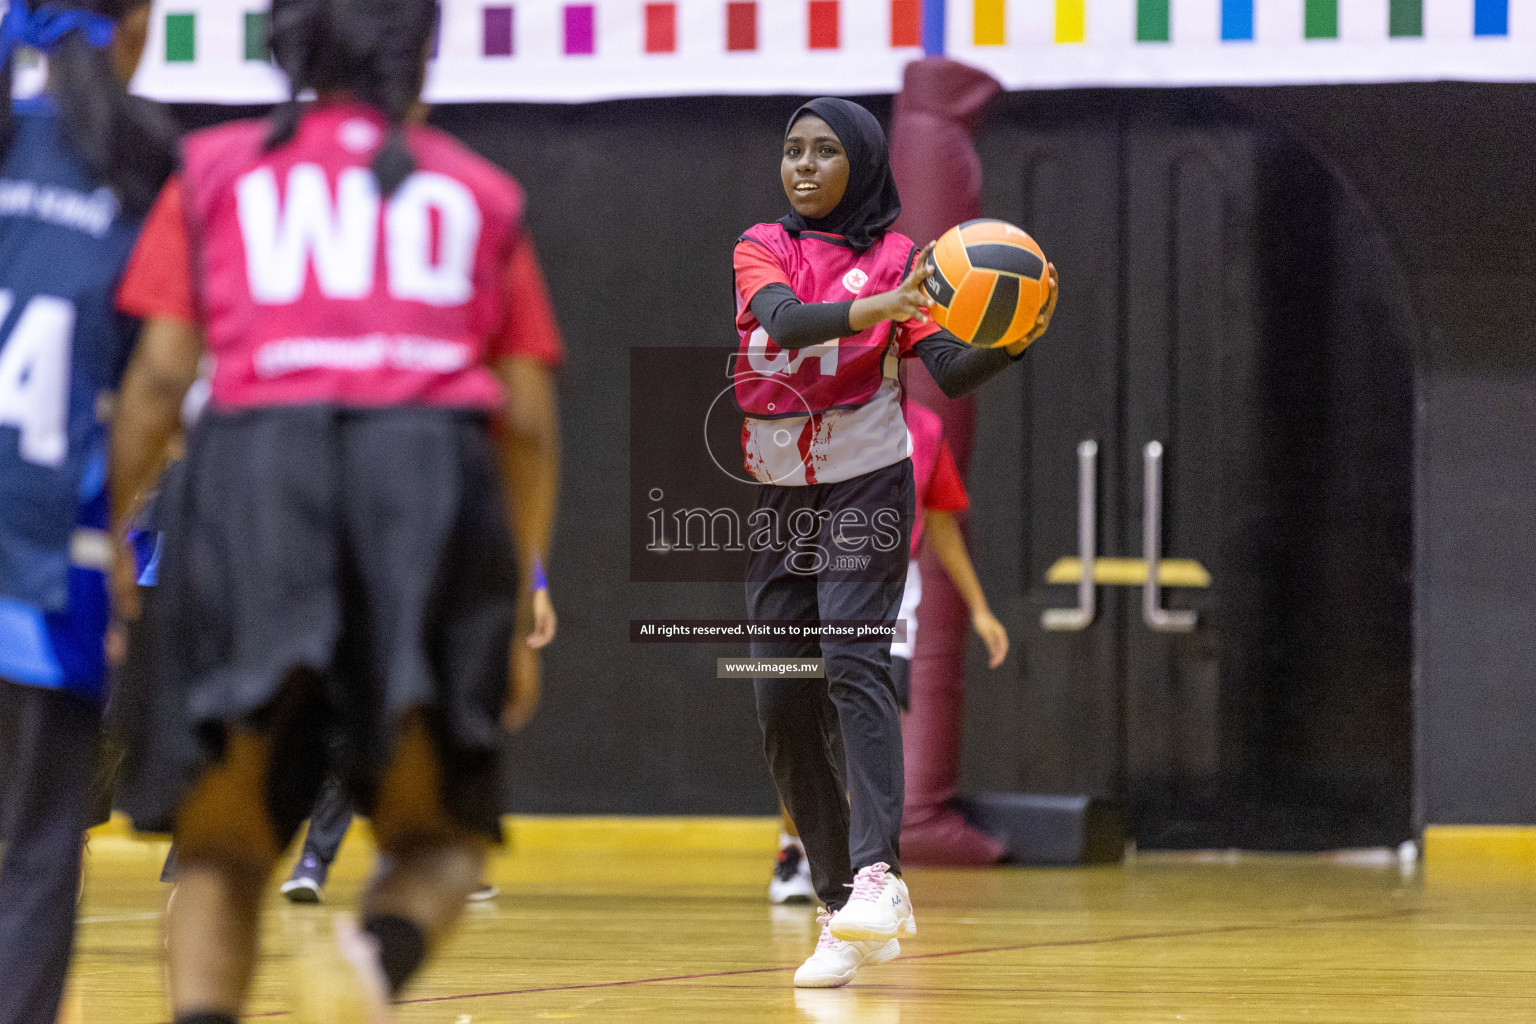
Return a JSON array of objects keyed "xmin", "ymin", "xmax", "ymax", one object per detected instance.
[{"xmin": 962, "ymin": 90, "xmax": 1416, "ymax": 850}]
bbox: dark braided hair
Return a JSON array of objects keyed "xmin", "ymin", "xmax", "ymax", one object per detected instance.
[
  {"xmin": 0, "ymin": 1, "xmax": 177, "ymax": 218},
  {"xmin": 266, "ymin": 0, "xmax": 438, "ymax": 197}
]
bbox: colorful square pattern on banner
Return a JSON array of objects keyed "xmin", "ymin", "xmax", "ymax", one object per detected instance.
[{"xmin": 133, "ymin": 0, "xmax": 1536, "ymax": 104}]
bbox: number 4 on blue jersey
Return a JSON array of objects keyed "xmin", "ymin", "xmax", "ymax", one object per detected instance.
[
  {"xmin": 0, "ymin": 96, "xmax": 145, "ymax": 699},
  {"xmin": 0, "ymin": 291, "xmax": 75, "ymax": 469}
]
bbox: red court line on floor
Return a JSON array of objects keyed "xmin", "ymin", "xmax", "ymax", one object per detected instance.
[
  {"xmin": 403, "ymin": 910, "xmax": 1419, "ymax": 1007},
  {"xmin": 669, "ymin": 981, "xmax": 1536, "ymax": 1001},
  {"xmin": 150, "ymin": 908, "xmax": 1415, "ymax": 1022},
  {"xmin": 894, "ymin": 907, "xmax": 1418, "ymax": 963}
]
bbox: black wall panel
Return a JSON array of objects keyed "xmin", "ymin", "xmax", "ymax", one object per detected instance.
[
  {"xmin": 163, "ymin": 82, "xmax": 1531, "ymax": 834},
  {"xmin": 958, "ymin": 93, "xmax": 1414, "ymax": 848},
  {"xmin": 1232, "ymin": 84, "xmax": 1536, "ymax": 827}
]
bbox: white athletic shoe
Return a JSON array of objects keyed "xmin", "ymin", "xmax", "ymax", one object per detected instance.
[
  {"xmin": 829, "ymin": 863, "xmax": 915, "ymax": 943},
  {"xmin": 281, "ymin": 853, "xmax": 330, "ymax": 904},
  {"xmin": 467, "ymin": 882, "xmax": 500, "ymax": 902},
  {"xmin": 769, "ymin": 841, "xmax": 816, "ymax": 904},
  {"xmin": 280, "ymin": 876, "xmax": 325, "ymax": 905},
  {"xmin": 793, "ymin": 910, "xmax": 901, "ymax": 988}
]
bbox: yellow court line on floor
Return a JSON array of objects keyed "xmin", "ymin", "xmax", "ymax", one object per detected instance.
[
  {"xmin": 1424, "ymin": 826, "xmax": 1536, "ymax": 861},
  {"xmin": 511, "ymin": 816, "xmax": 779, "ymax": 851},
  {"xmin": 99, "ymin": 815, "xmax": 1534, "ymax": 861},
  {"xmin": 92, "ymin": 813, "xmax": 781, "ymax": 852}
]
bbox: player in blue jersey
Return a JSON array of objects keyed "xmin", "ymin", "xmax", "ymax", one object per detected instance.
[{"xmin": 0, "ymin": 3, "xmax": 175, "ymax": 1022}]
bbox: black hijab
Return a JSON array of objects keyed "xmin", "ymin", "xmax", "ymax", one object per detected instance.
[{"xmin": 778, "ymin": 97, "xmax": 901, "ymax": 254}]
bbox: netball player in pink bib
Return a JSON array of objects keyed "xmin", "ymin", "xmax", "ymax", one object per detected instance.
[
  {"xmin": 107, "ymin": 2, "xmax": 559, "ymax": 1022},
  {"xmin": 733, "ymin": 97, "xmax": 1056, "ymax": 988}
]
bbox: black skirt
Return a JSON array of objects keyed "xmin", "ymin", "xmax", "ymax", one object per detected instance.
[{"xmin": 117, "ymin": 405, "xmax": 518, "ymax": 842}]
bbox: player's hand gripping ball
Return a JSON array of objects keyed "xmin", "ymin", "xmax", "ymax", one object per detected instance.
[{"xmin": 922, "ymin": 219, "xmax": 1054, "ymax": 349}]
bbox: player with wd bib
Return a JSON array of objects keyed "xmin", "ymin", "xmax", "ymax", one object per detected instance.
[
  {"xmin": 108, "ymin": 2, "xmax": 560, "ymax": 1022},
  {"xmin": 731, "ymin": 98, "xmax": 1056, "ymax": 988}
]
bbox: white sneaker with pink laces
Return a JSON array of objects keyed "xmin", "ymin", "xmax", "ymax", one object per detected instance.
[
  {"xmin": 794, "ymin": 910, "xmax": 901, "ymax": 988},
  {"xmin": 829, "ymin": 862, "xmax": 916, "ymax": 943}
]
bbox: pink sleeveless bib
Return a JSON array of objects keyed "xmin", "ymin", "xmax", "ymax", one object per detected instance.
[
  {"xmin": 733, "ymin": 225, "xmax": 917, "ymax": 418},
  {"xmin": 182, "ymin": 103, "xmax": 520, "ymax": 411}
]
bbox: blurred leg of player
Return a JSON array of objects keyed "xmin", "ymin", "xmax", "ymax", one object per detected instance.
[
  {"xmin": 0, "ymin": 683, "xmax": 102, "ymax": 1024},
  {"xmin": 343, "ymin": 717, "xmax": 489, "ymax": 1005},
  {"xmin": 165, "ymin": 705, "xmax": 484, "ymax": 1024},
  {"xmin": 163, "ymin": 728, "xmax": 284, "ymax": 1020}
]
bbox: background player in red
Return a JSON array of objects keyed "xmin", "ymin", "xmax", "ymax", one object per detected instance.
[
  {"xmin": 733, "ymin": 97, "xmax": 1056, "ymax": 988},
  {"xmin": 107, "ymin": 1, "xmax": 560, "ymax": 1021},
  {"xmin": 769, "ymin": 400, "xmax": 1008, "ymax": 902},
  {"xmin": 889, "ymin": 401, "xmax": 1009, "ymax": 697}
]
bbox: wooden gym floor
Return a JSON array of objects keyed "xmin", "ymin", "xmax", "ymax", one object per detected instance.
[{"xmin": 63, "ymin": 821, "xmax": 1536, "ymax": 1023}]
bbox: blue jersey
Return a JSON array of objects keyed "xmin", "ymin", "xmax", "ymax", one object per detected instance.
[{"xmin": 0, "ymin": 98, "xmax": 145, "ymax": 701}]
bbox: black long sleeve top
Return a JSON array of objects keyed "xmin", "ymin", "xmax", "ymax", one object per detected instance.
[{"xmin": 747, "ymin": 283, "xmax": 1023, "ymax": 400}]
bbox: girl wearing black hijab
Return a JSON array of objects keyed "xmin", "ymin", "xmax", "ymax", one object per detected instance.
[{"xmin": 731, "ymin": 97, "xmax": 1056, "ymax": 988}]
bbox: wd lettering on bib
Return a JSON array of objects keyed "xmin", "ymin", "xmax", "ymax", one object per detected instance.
[{"xmin": 236, "ymin": 165, "xmax": 481, "ymax": 306}]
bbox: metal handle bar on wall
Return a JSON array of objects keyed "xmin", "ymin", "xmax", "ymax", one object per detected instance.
[
  {"xmin": 1142, "ymin": 441, "xmax": 1198, "ymax": 633},
  {"xmin": 1042, "ymin": 440, "xmax": 1098, "ymax": 631}
]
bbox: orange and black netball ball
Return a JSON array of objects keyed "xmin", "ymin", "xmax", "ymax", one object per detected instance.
[{"xmin": 922, "ymin": 219, "xmax": 1050, "ymax": 349}]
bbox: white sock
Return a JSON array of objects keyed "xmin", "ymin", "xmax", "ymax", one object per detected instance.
[{"xmin": 780, "ymin": 831, "xmax": 804, "ymax": 852}]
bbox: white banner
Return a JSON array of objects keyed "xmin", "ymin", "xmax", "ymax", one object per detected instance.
[
  {"xmin": 126, "ymin": 0, "xmax": 1536, "ymax": 105},
  {"xmin": 952, "ymin": 0, "xmax": 1536, "ymax": 90}
]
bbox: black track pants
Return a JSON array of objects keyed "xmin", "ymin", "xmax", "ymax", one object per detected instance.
[
  {"xmin": 298, "ymin": 774, "xmax": 355, "ymax": 867},
  {"xmin": 747, "ymin": 459, "xmax": 913, "ymax": 911}
]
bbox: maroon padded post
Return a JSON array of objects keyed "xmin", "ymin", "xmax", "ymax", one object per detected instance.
[{"xmin": 889, "ymin": 58, "xmax": 1007, "ymax": 866}]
